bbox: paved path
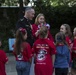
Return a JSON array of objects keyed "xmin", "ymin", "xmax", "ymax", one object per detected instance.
[
  {"xmin": 6, "ymin": 55, "xmax": 17, "ymax": 75},
  {"xmin": 5, "ymin": 54, "xmax": 35, "ymax": 75},
  {"xmin": 5, "ymin": 54, "xmax": 54, "ymax": 75}
]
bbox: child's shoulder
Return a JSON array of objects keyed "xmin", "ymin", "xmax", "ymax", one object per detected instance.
[
  {"xmin": 21, "ymin": 42, "xmax": 31, "ymax": 49},
  {"xmin": 0, "ymin": 49, "xmax": 5, "ymax": 52},
  {"xmin": 35, "ymin": 38, "xmax": 52, "ymax": 42},
  {"xmin": 63, "ymin": 45, "xmax": 69, "ymax": 50},
  {"xmin": 32, "ymin": 24, "xmax": 37, "ymax": 27},
  {"xmin": 0, "ymin": 50, "xmax": 6, "ymax": 54},
  {"xmin": 45, "ymin": 38, "xmax": 54, "ymax": 44},
  {"xmin": 57, "ymin": 44, "xmax": 68, "ymax": 48},
  {"xmin": 22, "ymin": 42, "xmax": 30, "ymax": 46},
  {"xmin": 66, "ymin": 36, "xmax": 71, "ymax": 40},
  {"xmin": 34, "ymin": 39, "xmax": 45, "ymax": 45},
  {"xmin": 34, "ymin": 39, "xmax": 40, "ymax": 43},
  {"xmin": 74, "ymin": 38, "xmax": 76, "ymax": 42},
  {"xmin": 64, "ymin": 44, "xmax": 68, "ymax": 47}
]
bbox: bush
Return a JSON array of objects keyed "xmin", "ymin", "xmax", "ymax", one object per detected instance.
[{"xmin": 0, "ymin": 6, "xmax": 76, "ymax": 52}]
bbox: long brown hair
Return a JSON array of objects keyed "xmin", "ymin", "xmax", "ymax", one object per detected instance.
[
  {"xmin": 39, "ymin": 26, "xmax": 48, "ymax": 38},
  {"xmin": 14, "ymin": 28, "xmax": 27, "ymax": 55}
]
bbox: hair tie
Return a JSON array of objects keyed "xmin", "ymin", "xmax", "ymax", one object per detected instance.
[{"xmin": 19, "ymin": 28, "xmax": 26, "ymax": 34}]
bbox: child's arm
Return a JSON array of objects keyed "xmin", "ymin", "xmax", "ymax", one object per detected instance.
[
  {"xmin": 52, "ymin": 55, "xmax": 55, "ymax": 67},
  {"xmin": 52, "ymin": 54, "xmax": 55, "ymax": 74}
]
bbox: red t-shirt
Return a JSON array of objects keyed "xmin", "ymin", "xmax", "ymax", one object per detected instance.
[
  {"xmin": 66, "ymin": 36, "xmax": 72, "ymax": 63},
  {"xmin": 72, "ymin": 38, "xmax": 76, "ymax": 58},
  {"xmin": 0, "ymin": 50, "xmax": 8, "ymax": 75},
  {"xmin": 32, "ymin": 24, "xmax": 54, "ymax": 42},
  {"xmin": 33, "ymin": 38, "xmax": 56, "ymax": 75},
  {"xmin": 66, "ymin": 36, "xmax": 72, "ymax": 47},
  {"xmin": 13, "ymin": 42, "xmax": 32, "ymax": 62}
]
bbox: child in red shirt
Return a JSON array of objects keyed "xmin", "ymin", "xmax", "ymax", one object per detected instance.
[
  {"xmin": 72, "ymin": 27, "xmax": 76, "ymax": 75},
  {"xmin": 13, "ymin": 28, "xmax": 32, "ymax": 75},
  {"xmin": 0, "ymin": 38, "xmax": 8, "ymax": 75},
  {"xmin": 33, "ymin": 26, "xmax": 56, "ymax": 75},
  {"xmin": 32, "ymin": 13, "xmax": 54, "ymax": 42}
]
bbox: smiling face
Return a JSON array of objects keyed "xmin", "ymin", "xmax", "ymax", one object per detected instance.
[
  {"xmin": 38, "ymin": 15, "xmax": 45, "ymax": 24},
  {"xmin": 27, "ymin": 9, "xmax": 35, "ymax": 20},
  {"xmin": 60, "ymin": 25, "xmax": 67, "ymax": 34}
]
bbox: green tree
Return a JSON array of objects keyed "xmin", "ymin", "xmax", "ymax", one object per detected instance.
[
  {"xmin": 0, "ymin": 0, "xmax": 5, "ymax": 6},
  {"xmin": 1, "ymin": 0, "xmax": 30, "ymax": 6},
  {"xmin": 2, "ymin": 0, "xmax": 18, "ymax": 6},
  {"xmin": 1, "ymin": 0, "xmax": 76, "ymax": 7},
  {"xmin": 50, "ymin": 0, "xmax": 76, "ymax": 6},
  {"xmin": 35, "ymin": 0, "xmax": 76, "ymax": 7},
  {"xmin": 23, "ymin": 0, "xmax": 30, "ymax": 5}
]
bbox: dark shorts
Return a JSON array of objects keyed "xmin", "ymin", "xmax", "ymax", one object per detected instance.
[{"xmin": 55, "ymin": 68, "xmax": 68, "ymax": 75}]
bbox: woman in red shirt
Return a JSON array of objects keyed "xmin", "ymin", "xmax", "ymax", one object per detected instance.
[
  {"xmin": 33, "ymin": 26, "xmax": 56, "ymax": 75},
  {"xmin": 13, "ymin": 28, "xmax": 32, "ymax": 75},
  {"xmin": 32, "ymin": 13, "xmax": 54, "ymax": 42},
  {"xmin": 0, "ymin": 39, "xmax": 8, "ymax": 75}
]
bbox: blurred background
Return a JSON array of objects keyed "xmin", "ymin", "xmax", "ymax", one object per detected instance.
[{"xmin": 0, "ymin": 0, "xmax": 76, "ymax": 52}]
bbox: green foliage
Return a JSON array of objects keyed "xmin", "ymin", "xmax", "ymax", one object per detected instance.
[
  {"xmin": 0, "ymin": 0, "xmax": 5, "ymax": 6},
  {"xmin": 1, "ymin": 0, "xmax": 30, "ymax": 6},
  {"xmin": 0, "ymin": 0, "xmax": 5, "ymax": 3},
  {"xmin": 0, "ymin": 0, "xmax": 76, "ymax": 7},
  {"xmin": 0, "ymin": 7, "xmax": 19, "ymax": 52},
  {"xmin": 35, "ymin": 0, "xmax": 76, "ymax": 7},
  {"xmin": 50, "ymin": 0, "xmax": 76, "ymax": 6},
  {"xmin": 2, "ymin": 0, "xmax": 18, "ymax": 6},
  {"xmin": 0, "ymin": 4, "xmax": 76, "ymax": 52}
]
